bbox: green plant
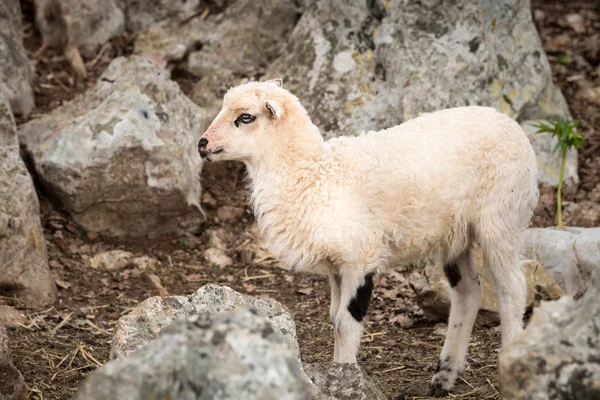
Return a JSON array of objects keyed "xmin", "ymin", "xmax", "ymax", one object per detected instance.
[
  {"xmin": 533, "ymin": 118, "xmax": 584, "ymax": 226},
  {"xmin": 554, "ymin": 54, "xmax": 572, "ymax": 65}
]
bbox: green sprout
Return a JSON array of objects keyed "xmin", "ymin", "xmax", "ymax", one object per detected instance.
[
  {"xmin": 533, "ymin": 118, "xmax": 584, "ymax": 226},
  {"xmin": 554, "ymin": 55, "xmax": 572, "ymax": 65}
]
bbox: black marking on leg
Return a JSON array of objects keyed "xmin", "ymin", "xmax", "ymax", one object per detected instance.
[
  {"xmin": 347, "ymin": 273, "xmax": 374, "ymax": 322},
  {"xmin": 443, "ymin": 261, "xmax": 461, "ymax": 287}
]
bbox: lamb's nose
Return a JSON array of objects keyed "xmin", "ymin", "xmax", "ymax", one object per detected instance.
[{"xmin": 198, "ymin": 137, "xmax": 208, "ymax": 152}]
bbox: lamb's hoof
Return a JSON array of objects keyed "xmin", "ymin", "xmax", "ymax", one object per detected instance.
[
  {"xmin": 395, "ymin": 393, "xmax": 406, "ymax": 400},
  {"xmin": 428, "ymin": 384, "xmax": 449, "ymax": 397}
]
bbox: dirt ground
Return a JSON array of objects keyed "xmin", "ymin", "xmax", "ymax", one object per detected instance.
[{"xmin": 5, "ymin": 1, "xmax": 600, "ymax": 399}]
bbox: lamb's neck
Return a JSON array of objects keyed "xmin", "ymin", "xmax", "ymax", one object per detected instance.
[{"xmin": 245, "ymin": 137, "xmax": 328, "ymax": 229}]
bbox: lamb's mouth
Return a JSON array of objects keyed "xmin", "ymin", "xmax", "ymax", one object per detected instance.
[{"xmin": 204, "ymin": 148, "xmax": 224, "ymax": 162}]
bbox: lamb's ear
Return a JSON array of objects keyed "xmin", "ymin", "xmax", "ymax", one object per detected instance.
[
  {"xmin": 266, "ymin": 78, "xmax": 283, "ymax": 88},
  {"xmin": 265, "ymin": 100, "xmax": 282, "ymax": 119}
]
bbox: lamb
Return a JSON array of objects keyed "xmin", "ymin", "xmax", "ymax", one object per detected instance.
[{"xmin": 198, "ymin": 79, "xmax": 539, "ymax": 397}]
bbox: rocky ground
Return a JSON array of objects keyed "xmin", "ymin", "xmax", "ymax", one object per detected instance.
[{"xmin": 3, "ymin": 0, "xmax": 599, "ymax": 399}]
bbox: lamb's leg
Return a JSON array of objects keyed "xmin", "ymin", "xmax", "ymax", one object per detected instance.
[
  {"xmin": 328, "ymin": 272, "xmax": 342, "ymax": 360},
  {"xmin": 430, "ymin": 249, "xmax": 483, "ymax": 397},
  {"xmin": 332, "ymin": 271, "xmax": 374, "ymax": 364},
  {"xmin": 485, "ymin": 249, "xmax": 526, "ymax": 349}
]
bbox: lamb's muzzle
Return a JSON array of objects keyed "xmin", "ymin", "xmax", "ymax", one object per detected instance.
[{"xmin": 199, "ymin": 79, "xmax": 539, "ymax": 397}]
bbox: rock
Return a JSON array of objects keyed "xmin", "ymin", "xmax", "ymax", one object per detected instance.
[
  {"xmin": 499, "ymin": 268, "xmax": 600, "ymax": 399},
  {"xmin": 18, "ymin": 56, "xmax": 205, "ymax": 238},
  {"xmin": 203, "ymin": 247, "xmax": 233, "ymax": 269},
  {"xmin": 111, "ymin": 284, "xmax": 299, "ymax": 359},
  {"xmin": 131, "ymin": 256, "xmax": 159, "ymax": 272},
  {"xmin": 0, "ymin": 0, "xmax": 34, "ymax": 116},
  {"xmin": 0, "ymin": 325, "xmax": 27, "ymax": 400},
  {"xmin": 263, "ymin": 0, "xmax": 572, "ymax": 182},
  {"xmin": 304, "ymin": 362, "xmax": 386, "ymax": 400},
  {"xmin": 90, "ymin": 250, "xmax": 133, "ymax": 270},
  {"xmin": 76, "ymin": 308, "xmax": 311, "ymax": 400},
  {"xmin": 134, "ymin": 0, "xmax": 298, "ymax": 122},
  {"xmin": 520, "ymin": 227, "xmax": 600, "ymax": 295},
  {"xmin": 34, "ymin": 0, "xmax": 125, "ymax": 59},
  {"xmin": 521, "ymin": 120, "xmax": 579, "ymax": 186},
  {"xmin": 0, "ymin": 90, "xmax": 56, "ymax": 308},
  {"xmin": 410, "ymin": 250, "xmax": 563, "ymax": 323},
  {"xmin": 0, "ymin": 306, "xmax": 25, "ymax": 329},
  {"xmin": 124, "ymin": 0, "xmax": 201, "ymax": 32}
]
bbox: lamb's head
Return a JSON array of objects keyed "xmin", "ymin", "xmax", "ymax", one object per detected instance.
[{"xmin": 198, "ymin": 79, "xmax": 321, "ymax": 164}]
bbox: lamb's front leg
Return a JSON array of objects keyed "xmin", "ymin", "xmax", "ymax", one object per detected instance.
[{"xmin": 331, "ymin": 271, "xmax": 375, "ymax": 364}]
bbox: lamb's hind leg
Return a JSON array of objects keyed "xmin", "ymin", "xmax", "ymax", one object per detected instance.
[
  {"xmin": 328, "ymin": 272, "xmax": 342, "ymax": 360},
  {"xmin": 332, "ymin": 270, "xmax": 375, "ymax": 364},
  {"xmin": 430, "ymin": 248, "xmax": 483, "ymax": 397}
]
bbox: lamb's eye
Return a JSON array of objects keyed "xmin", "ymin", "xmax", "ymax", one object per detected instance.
[{"xmin": 234, "ymin": 113, "xmax": 256, "ymax": 127}]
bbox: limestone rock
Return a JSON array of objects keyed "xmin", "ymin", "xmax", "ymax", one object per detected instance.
[
  {"xmin": 18, "ymin": 56, "xmax": 205, "ymax": 238},
  {"xmin": 89, "ymin": 250, "xmax": 134, "ymax": 270},
  {"xmin": 305, "ymin": 362, "xmax": 387, "ymax": 400},
  {"xmin": 111, "ymin": 284, "xmax": 299, "ymax": 359},
  {"xmin": 203, "ymin": 247, "xmax": 233, "ymax": 269},
  {"xmin": 134, "ymin": 0, "xmax": 298, "ymax": 124},
  {"xmin": 520, "ymin": 227, "xmax": 600, "ymax": 295},
  {"xmin": 34, "ymin": 0, "xmax": 125, "ymax": 58},
  {"xmin": 499, "ymin": 268, "xmax": 600, "ymax": 399},
  {"xmin": 410, "ymin": 251, "xmax": 563, "ymax": 324},
  {"xmin": 0, "ymin": 90, "xmax": 55, "ymax": 308},
  {"xmin": 0, "ymin": 325, "xmax": 27, "ymax": 400},
  {"xmin": 76, "ymin": 308, "xmax": 311, "ymax": 400},
  {"xmin": 0, "ymin": 0, "xmax": 34, "ymax": 116},
  {"xmin": 123, "ymin": 0, "xmax": 201, "ymax": 32},
  {"xmin": 263, "ymin": 0, "xmax": 572, "ymax": 184}
]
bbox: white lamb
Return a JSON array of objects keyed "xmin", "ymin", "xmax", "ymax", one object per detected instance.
[{"xmin": 198, "ymin": 79, "xmax": 538, "ymax": 397}]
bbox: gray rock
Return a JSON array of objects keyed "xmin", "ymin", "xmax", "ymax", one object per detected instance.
[
  {"xmin": 134, "ymin": 0, "xmax": 298, "ymax": 124},
  {"xmin": 0, "ymin": 90, "xmax": 56, "ymax": 308},
  {"xmin": 521, "ymin": 120, "xmax": 579, "ymax": 186},
  {"xmin": 124, "ymin": 0, "xmax": 201, "ymax": 32},
  {"xmin": 0, "ymin": 325, "xmax": 27, "ymax": 400},
  {"xmin": 18, "ymin": 56, "xmax": 204, "ymax": 238},
  {"xmin": 519, "ymin": 227, "xmax": 600, "ymax": 295},
  {"xmin": 111, "ymin": 284, "xmax": 300, "ymax": 359},
  {"xmin": 263, "ymin": 0, "xmax": 572, "ymax": 184},
  {"xmin": 499, "ymin": 268, "xmax": 600, "ymax": 399},
  {"xmin": 304, "ymin": 362, "xmax": 386, "ymax": 400},
  {"xmin": 0, "ymin": 0, "xmax": 34, "ymax": 116},
  {"xmin": 34, "ymin": 0, "xmax": 125, "ymax": 58},
  {"xmin": 75, "ymin": 308, "xmax": 312, "ymax": 400}
]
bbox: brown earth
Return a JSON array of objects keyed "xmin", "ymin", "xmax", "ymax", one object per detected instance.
[{"xmin": 4, "ymin": 1, "xmax": 599, "ymax": 399}]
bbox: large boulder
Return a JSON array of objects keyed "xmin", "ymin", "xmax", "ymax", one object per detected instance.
[
  {"xmin": 520, "ymin": 227, "xmax": 600, "ymax": 295},
  {"xmin": 123, "ymin": 0, "xmax": 201, "ymax": 32},
  {"xmin": 263, "ymin": 0, "xmax": 573, "ymax": 185},
  {"xmin": 75, "ymin": 308, "xmax": 312, "ymax": 400},
  {"xmin": 34, "ymin": 0, "xmax": 124, "ymax": 58},
  {"xmin": 0, "ymin": 90, "xmax": 55, "ymax": 307},
  {"xmin": 0, "ymin": 0, "xmax": 34, "ymax": 116},
  {"xmin": 134, "ymin": 0, "xmax": 299, "ymax": 125},
  {"xmin": 111, "ymin": 284, "xmax": 300, "ymax": 359},
  {"xmin": 18, "ymin": 56, "xmax": 205, "ymax": 238},
  {"xmin": 0, "ymin": 325, "xmax": 27, "ymax": 400},
  {"xmin": 410, "ymin": 251, "xmax": 563, "ymax": 323},
  {"xmin": 500, "ymin": 268, "xmax": 600, "ymax": 399}
]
